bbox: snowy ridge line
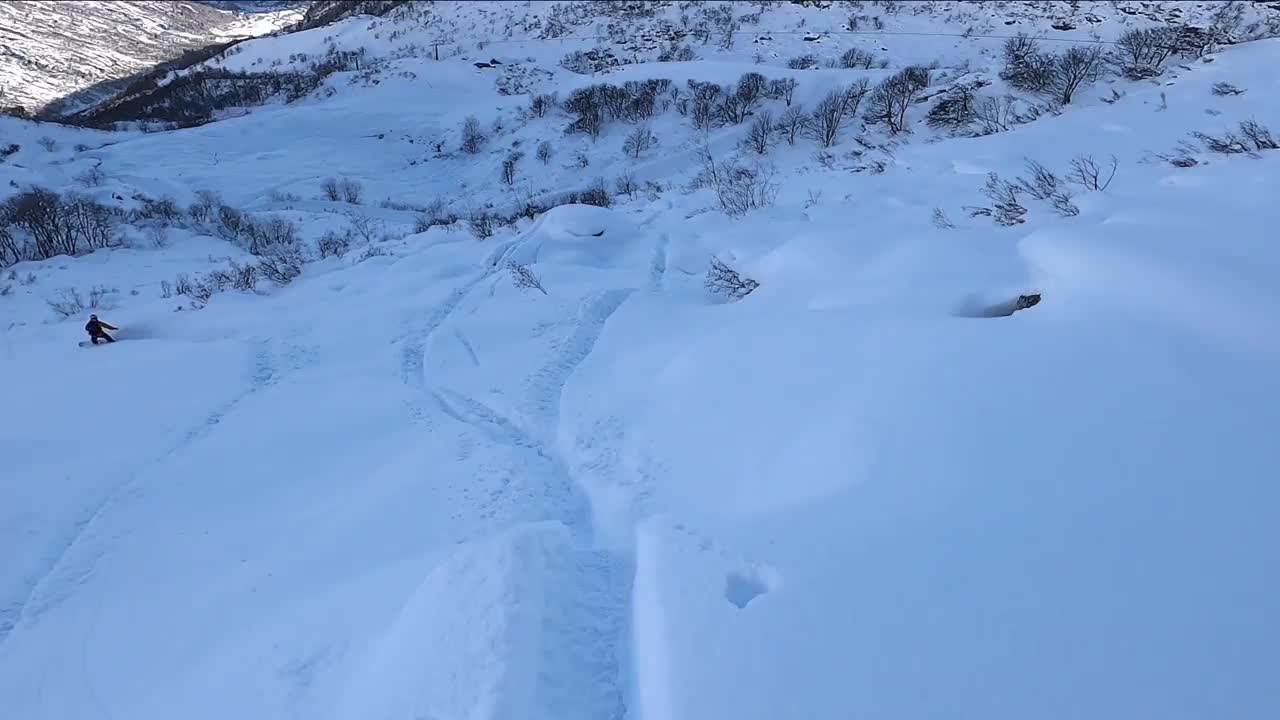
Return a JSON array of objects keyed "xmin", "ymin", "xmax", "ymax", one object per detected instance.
[{"xmin": 0, "ymin": 336, "xmax": 293, "ymax": 653}]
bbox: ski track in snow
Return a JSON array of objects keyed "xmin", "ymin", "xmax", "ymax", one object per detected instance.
[
  {"xmin": 0, "ymin": 335, "xmax": 311, "ymax": 653},
  {"xmin": 395, "ymin": 225, "xmax": 638, "ymax": 718}
]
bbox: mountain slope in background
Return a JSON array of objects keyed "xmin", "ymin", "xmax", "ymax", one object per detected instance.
[{"xmin": 0, "ymin": 0, "xmax": 301, "ymax": 116}]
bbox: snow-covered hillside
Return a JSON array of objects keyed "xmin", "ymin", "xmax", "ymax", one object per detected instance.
[
  {"xmin": 2, "ymin": 2, "xmax": 1279, "ymax": 719},
  {"xmin": 0, "ymin": 0, "xmax": 301, "ymax": 117}
]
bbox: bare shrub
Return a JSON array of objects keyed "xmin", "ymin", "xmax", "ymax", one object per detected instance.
[
  {"xmin": 47, "ymin": 287, "xmax": 84, "ymax": 318},
  {"xmin": 865, "ymin": 67, "xmax": 929, "ymax": 134},
  {"xmin": 339, "ymin": 178, "xmax": 363, "ymax": 204},
  {"xmin": 778, "ymin": 105, "xmax": 807, "ymax": 146},
  {"xmin": 37, "ymin": 136, "xmax": 57, "ymax": 152},
  {"xmin": 735, "ymin": 72, "xmax": 767, "ymax": 112},
  {"xmin": 839, "ymin": 47, "xmax": 876, "ymax": 69},
  {"xmin": 1113, "ymin": 27, "xmax": 1179, "ymax": 79},
  {"xmin": 76, "ymin": 165, "xmax": 106, "ymax": 187},
  {"xmin": 256, "ymin": 244, "xmax": 305, "ymax": 286},
  {"xmin": 1239, "ymin": 120, "xmax": 1278, "ymax": 151},
  {"xmin": 1211, "ymin": 81, "xmax": 1245, "ymax": 96},
  {"xmin": 321, "ymin": 177, "xmax": 342, "ymax": 201},
  {"xmin": 530, "ymin": 93, "xmax": 557, "ymax": 117},
  {"xmin": 712, "ymin": 161, "xmax": 779, "ymax": 217},
  {"xmin": 501, "ymin": 151, "xmax": 522, "ymax": 185},
  {"xmin": 317, "ymin": 228, "xmax": 352, "ymax": 258},
  {"xmin": 136, "ymin": 195, "xmax": 182, "ymax": 224},
  {"xmin": 461, "ymin": 115, "xmax": 486, "ymax": 154},
  {"xmin": 705, "ymin": 258, "xmax": 758, "ymax": 300},
  {"xmin": 615, "ymin": 170, "xmax": 639, "ymax": 198},
  {"xmin": 974, "ymin": 94, "xmax": 1017, "ymax": 135},
  {"xmin": 768, "ymin": 77, "xmax": 798, "ymax": 106},
  {"xmin": 926, "ymin": 85, "xmax": 978, "ymax": 129},
  {"xmin": 148, "ymin": 225, "xmax": 169, "ymax": 249},
  {"xmin": 216, "ymin": 205, "xmax": 247, "ymax": 241},
  {"xmin": 1192, "ymin": 129, "xmax": 1251, "ymax": 154},
  {"xmin": 174, "ymin": 273, "xmax": 195, "ymax": 296},
  {"xmin": 623, "ymin": 124, "xmax": 656, "ymax": 159},
  {"xmin": 745, "ymin": 110, "xmax": 774, "ymax": 154},
  {"xmin": 1000, "ymin": 34, "xmax": 1055, "ymax": 93},
  {"xmin": 787, "ymin": 54, "xmax": 818, "ymax": 70},
  {"xmin": 932, "ymin": 208, "xmax": 956, "ymax": 229},
  {"xmin": 809, "ymin": 80, "xmax": 871, "ymax": 147},
  {"xmin": 508, "ymin": 261, "xmax": 547, "ymax": 295},
  {"xmin": 1051, "ymin": 46, "xmax": 1105, "ymax": 105},
  {"xmin": 469, "ymin": 209, "xmax": 496, "ymax": 239},
  {"xmin": 983, "ymin": 173, "xmax": 1026, "ymax": 226},
  {"xmin": 1068, "ymin": 154, "xmax": 1118, "ymax": 191},
  {"xmin": 579, "ymin": 178, "xmax": 612, "ymax": 208},
  {"xmin": 189, "ymin": 189, "xmax": 221, "ymax": 222},
  {"xmin": 1016, "ymin": 159, "xmax": 1062, "ymax": 201},
  {"xmin": 160, "ymin": 279, "xmax": 173, "ymax": 298},
  {"xmin": 536, "ymin": 140, "xmax": 553, "ymax": 164}
]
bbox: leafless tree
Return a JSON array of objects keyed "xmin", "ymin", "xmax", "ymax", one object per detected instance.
[
  {"xmin": 1067, "ymin": 154, "xmax": 1118, "ymax": 191},
  {"xmin": 1051, "ymin": 45, "xmax": 1105, "ymax": 105},
  {"xmin": 809, "ymin": 80, "xmax": 871, "ymax": 147},
  {"xmin": 615, "ymin": 170, "xmax": 639, "ymax": 198},
  {"xmin": 839, "ymin": 47, "xmax": 877, "ymax": 69},
  {"xmin": 536, "ymin": 140, "xmax": 554, "ymax": 164},
  {"xmin": 461, "ymin": 115, "xmax": 486, "ymax": 153},
  {"xmin": 865, "ymin": 67, "xmax": 929, "ymax": 134},
  {"xmin": 768, "ymin": 77, "xmax": 798, "ymax": 106},
  {"xmin": 321, "ymin": 177, "xmax": 342, "ymax": 201},
  {"xmin": 778, "ymin": 105, "xmax": 807, "ymax": 145},
  {"xmin": 622, "ymin": 124, "xmax": 656, "ymax": 158},
  {"xmin": 745, "ymin": 110, "xmax": 775, "ymax": 154}
]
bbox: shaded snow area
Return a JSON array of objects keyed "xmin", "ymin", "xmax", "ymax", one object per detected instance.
[{"xmin": 2, "ymin": 3, "xmax": 1279, "ymax": 719}]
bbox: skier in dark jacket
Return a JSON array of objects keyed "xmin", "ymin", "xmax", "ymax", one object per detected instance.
[{"xmin": 85, "ymin": 314, "xmax": 117, "ymax": 344}]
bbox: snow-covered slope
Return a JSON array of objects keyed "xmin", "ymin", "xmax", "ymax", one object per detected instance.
[
  {"xmin": 1, "ymin": 2, "xmax": 1279, "ymax": 719},
  {"xmin": 0, "ymin": 0, "xmax": 301, "ymax": 117}
]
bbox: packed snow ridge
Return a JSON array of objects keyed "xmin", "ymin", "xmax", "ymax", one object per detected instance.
[{"xmin": 1, "ymin": 2, "xmax": 1279, "ymax": 719}]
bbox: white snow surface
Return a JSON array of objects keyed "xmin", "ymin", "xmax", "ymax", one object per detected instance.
[{"xmin": 2, "ymin": 3, "xmax": 1280, "ymax": 719}]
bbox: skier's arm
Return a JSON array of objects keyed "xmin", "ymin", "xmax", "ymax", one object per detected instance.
[{"xmin": 102, "ymin": 322, "xmax": 118, "ymax": 330}]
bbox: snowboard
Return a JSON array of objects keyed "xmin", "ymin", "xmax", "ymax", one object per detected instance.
[{"xmin": 79, "ymin": 339, "xmax": 118, "ymax": 348}]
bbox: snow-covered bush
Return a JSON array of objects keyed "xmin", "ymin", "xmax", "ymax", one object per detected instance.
[
  {"xmin": 37, "ymin": 137, "xmax": 56, "ymax": 152},
  {"xmin": 768, "ymin": 78, "xmax": 797, "ymax": 106},
  {"xmin": 787, "ymin": 54, "xmax": 819, "ymax": 70},
  {"xmin": 536, "ymin": 140, "xmax": 553, "ymax": 164},
  {"xmin": 1212, "ymin": 82, "xmax": 1245, "ymax": 96}
]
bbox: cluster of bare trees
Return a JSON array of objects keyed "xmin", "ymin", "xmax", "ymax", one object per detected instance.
[{"xmin": 0, "ymin": 188, "xmax": 120, "ymax": 267}]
